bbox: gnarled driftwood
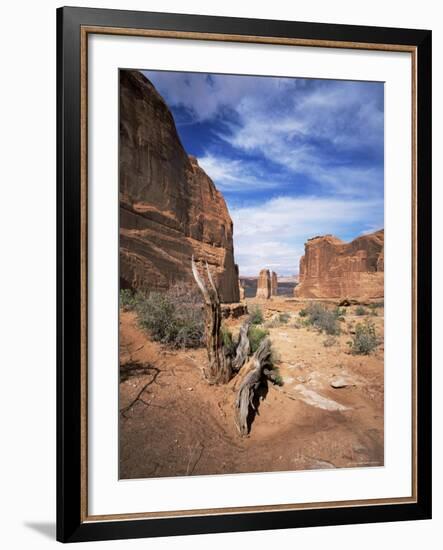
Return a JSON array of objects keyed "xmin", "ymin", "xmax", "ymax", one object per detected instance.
[
  {"xmin": 234, "ymin": 337, "xmax": 272, "ymax": 436},
  {"xmin": 231, "ymin": 320, "xmax": 250, "ymax": 372}
]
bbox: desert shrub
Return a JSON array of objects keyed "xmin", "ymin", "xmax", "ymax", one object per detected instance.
[
  {"xmin": 264, "ymin": 313, "xmax": 290, "ymax": 329},
  {"xmin": 248, "ymin": 325, "xmax": 269, "ymax": 353},
  {"xmin": 270, "ymin": 366, "xmax": 284, "ymax": 386},
  {"xmin": 220, "ymin": 324, "xmax": 236, "ymax": 356},
  {"xmin": 248, "ymin": 305, "xmax": 264, "ymax": 325},
  {"xmin": 355, "ymin": 305, "xmax": 367, "ymax": 316},
  {"xmin": 334, "ymin": 307, "xmax": 347, "ymax": 317},
  {"xmin": 135, "ymin": 282, "xmax": 204, "ymax": 348},
  {"xmin": 323, "ymin": 336, "xmax": 337, "ymax": 347},
  {"xmin": 369, "ymin": 301, "xmax": 384, "ymax": 309},
  {"xmin": 298, "ymin": 308, "xmax": 308, "ymax": 317},
  {"xmin": 348, "ymin": 320, "xmax": 379, "ymax": 355},
  {"xmin": 278, "ymin": 312, "xmax": 291, "ymax": 324},
  {"xmin": 120, "ymin": 288, "xmax": 137, "ymax": 311},
  {"xmin": 303, "ymin": 303, "xmax": 341, "ymax": 335},
  {"xmin": 370, "ymin": 309, "xmax": 378, "ymax": 316}
]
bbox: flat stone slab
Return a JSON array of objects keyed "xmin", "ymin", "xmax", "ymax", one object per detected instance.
[
  {"xmin": 330, "ymin": 376, "xmax": 355, "ymax": 389},
  {"xmin": 293, "ymin": 384, "xmax": 350, "ymax": 411}
]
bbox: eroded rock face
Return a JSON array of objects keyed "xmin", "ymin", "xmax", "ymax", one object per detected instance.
[
  {"xmin": 221, "ymin": 303, "xmax": 248, "ymax": 319},
  {"xmin": 294, "ymin": 230, "xmax": 384, "ymax": 300},
  {"xmin": 120, "ymin": 70, "xmax": 239, "ymax": 302},
  {"xmin": 239, "ymin": 281, "xmax": 245, "ymax": 301},
  {"xmin": 256, "ymin": 269, "xmax": 271, "ymax": 299},
  {"xmin": 271, "ymin": 271, "xmax": 278, "ymax": 297}
]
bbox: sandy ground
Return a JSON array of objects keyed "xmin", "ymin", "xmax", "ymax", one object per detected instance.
[{"xmin": 119, "ymin": 298, "xmax": 384, "ymax": 479}]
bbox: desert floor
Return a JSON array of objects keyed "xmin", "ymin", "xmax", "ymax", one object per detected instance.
[{"xmin": 119, "ymin": 298, "xmax": 384, "ymax": 479}]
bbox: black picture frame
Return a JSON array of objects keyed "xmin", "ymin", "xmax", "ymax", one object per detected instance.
[{"xmin": 57, "ymin": 6, "xmax": 432, "ymax": 543}]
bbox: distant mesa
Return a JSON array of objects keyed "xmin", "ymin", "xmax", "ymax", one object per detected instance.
[
  {"xmin": 294, "ymin": 229, "xmax": 384, "ymax": 300},
  {"xmin": 255, "ymin": 269, "xmax": 278, "ymax": 299},
  {"xmin": 119, "ymin": 70, "xmax": 239, "ymax": 302}
]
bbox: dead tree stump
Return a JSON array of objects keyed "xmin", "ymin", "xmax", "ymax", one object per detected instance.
[{"xmin": 191, "ymin": 256, "xmax": 232, "ymax": 384}]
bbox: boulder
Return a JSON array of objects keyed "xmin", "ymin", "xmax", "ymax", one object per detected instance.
[{"xmin": 221, "ymin": 303, "xmax": 248, "ymax": 319}]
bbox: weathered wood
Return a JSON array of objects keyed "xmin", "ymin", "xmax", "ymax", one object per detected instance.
[
  {"xmin": 191, "ymin": 256, "xmax": 232, "ymax": 384},
  {"xmin": 231, "ymin": 320, "xmax": 250, "ymax": 372},
  {"xmin": 234, "ymin": 337, "xmax": 272, "ymax": 436}
]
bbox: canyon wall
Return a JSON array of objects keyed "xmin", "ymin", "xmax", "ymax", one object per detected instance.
[
  {"xmin": 294, "ymin": 229, "xmax": 384, "ymax": 300},
  {"xmin": 119, "ymin": 70, "xmax": 239, "ymax": 302}
]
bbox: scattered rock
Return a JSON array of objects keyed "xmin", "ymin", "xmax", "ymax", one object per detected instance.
[
  {"xmin": 307, "ymin": 458, "xmax": 336, "ymax": 469},
  {"xmin": 221, "ymin": 303, "xmax": 248, "ymax": 319},
  {"xmin": 330, "ymin": 376, "xmax": 354, "ymax": 389},
  {"xmin": 338, "ymin": 298, "xmax": 360, "ymax": 307}
]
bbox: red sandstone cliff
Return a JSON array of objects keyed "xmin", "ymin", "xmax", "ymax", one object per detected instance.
[
  {"xmin": 294, "ymin": 229, "xmax": 384, "ymax": 300},
  {"xmin": 119, "ymin": 70, "xmax": 239, "ymax": 302}
]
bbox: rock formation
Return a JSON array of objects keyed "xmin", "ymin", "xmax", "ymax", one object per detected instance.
[
  {"xmin": 239, "ymin": 281, "xmax": 245, "ymax": 301},
  {"xmin": 256, "ymin": 269, "xmax": 271, "ymax": 299},
  {"xmin": 294, "ymin": 229, "xmax": 384, "ymax": 300},
  {"xmin": 270, "ymin": 271, "xmax": 278, "ymax": 297},
  {"xmin": 119, "ymin": 70, "xmax": 239, "ymax": 302}
]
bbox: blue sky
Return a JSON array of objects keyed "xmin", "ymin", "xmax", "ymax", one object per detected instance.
[{"xmin": 142, "ymin": 70, "xmax": 384, "ymax": 276}]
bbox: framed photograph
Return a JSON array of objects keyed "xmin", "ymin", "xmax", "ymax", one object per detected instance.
[{"xmin": 57, "ymin": 6, "xmax": 432, "ymax": 543}]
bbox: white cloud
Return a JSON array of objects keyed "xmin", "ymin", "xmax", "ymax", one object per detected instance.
[
  {"xmin": 231, "ymin": 196, "xmax": 383, "ymax": 276},
  {"xmin": 143, "ymin": 71, "xmax": 291, "ymax": 122},
  {"xmin": 198, "ymin": 153, "xmax": 281, "ymax": 192},
  {"xmin": 145, "ymin": 71, "xmax": 384, "ymax": 198}
]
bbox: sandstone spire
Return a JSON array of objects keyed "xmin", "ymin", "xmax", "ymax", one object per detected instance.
[
  {"xmin": 256, "ymin": 269, "xmax": 271, "ymax": 299},
  {"xmin": 239, "ymin": 280, "xmax": 245, "ymax": 301},
  {"xmin": 270, "ymin": 271, "xmax": 278, "ymax": 297}
]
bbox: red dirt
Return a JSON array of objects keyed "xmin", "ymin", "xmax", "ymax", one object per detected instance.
[{"xmin": 119, "ymin": 300, "xmax": 384, "ymax": 479}]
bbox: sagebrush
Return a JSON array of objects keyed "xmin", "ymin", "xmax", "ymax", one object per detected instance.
[
  {"xmin": 248, "ymin": 325, "xmax": 269, "ymax": 353},
  {"xmin": 134, "ymin": 282, "xmax": 205, "ymax": 348},
  {"xmin": 300, "ymin": 303, "xmax": 341, "ymax": 335},
  {"xmin": 248, "ymin": 305, "xmax": 264, "ymax": 325},
  {"xmin": 355, "ymin": 305, "xmax": 367, "ymax": 316},
  {"xmin": 348, "ymin": 320, "xmax": 379, "ymax": 355}
]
